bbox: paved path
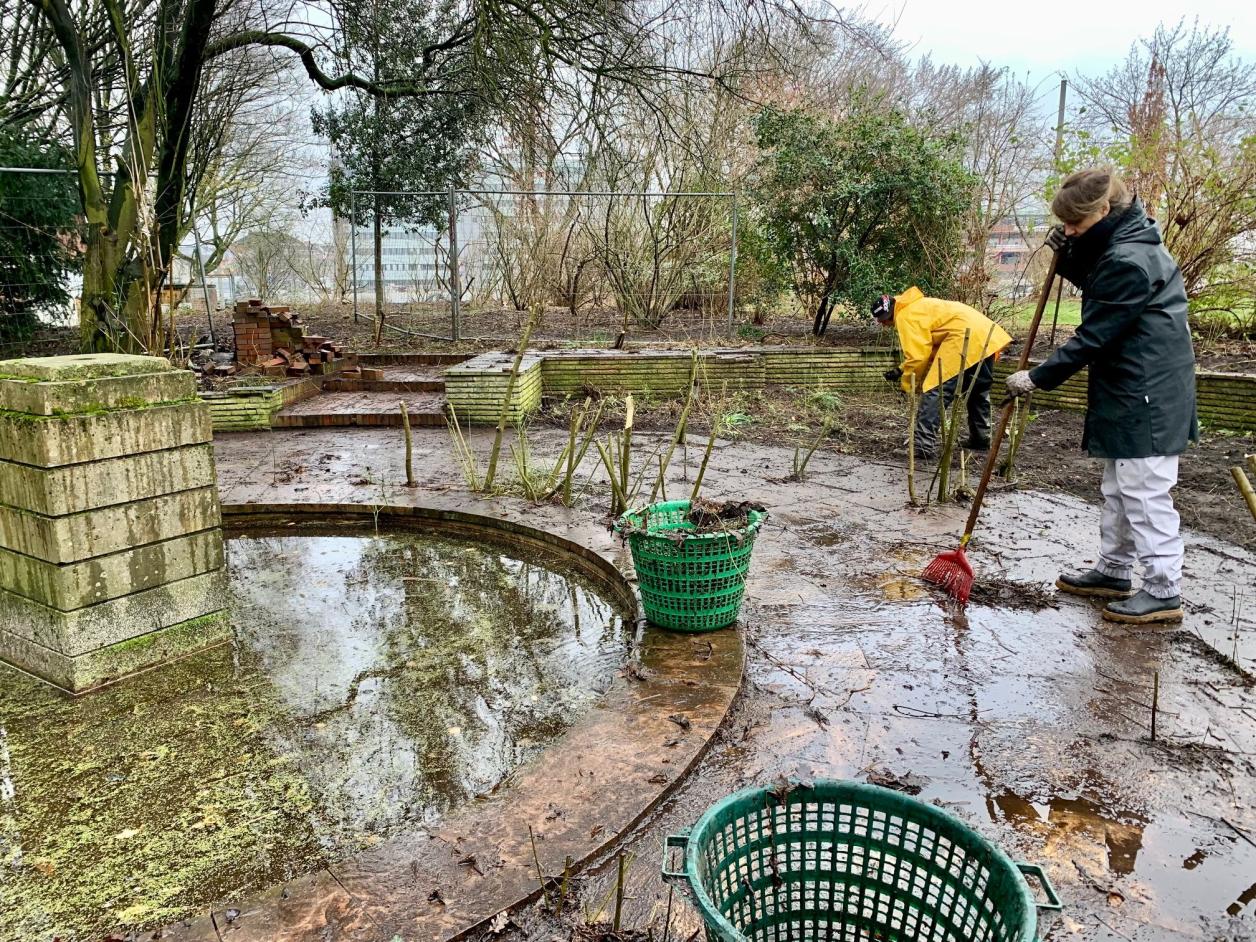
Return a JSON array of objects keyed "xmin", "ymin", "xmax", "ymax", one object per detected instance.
[{"xmin": 208, "ymin": 427, "xmax": 1256, "ymax": 941}]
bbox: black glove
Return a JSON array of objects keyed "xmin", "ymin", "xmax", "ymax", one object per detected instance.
[
  {"xmin": 883, "ymin": 367, "xmax": 903, "ymax": 384},
  {"xmin": 1044, "ymin": 225, "xmax": 1066, "ymax": 252}
]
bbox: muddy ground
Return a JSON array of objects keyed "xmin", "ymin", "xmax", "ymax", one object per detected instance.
[{"xmin": 210, "ymin": 427, "xmax": 1254, "ymax": 942}]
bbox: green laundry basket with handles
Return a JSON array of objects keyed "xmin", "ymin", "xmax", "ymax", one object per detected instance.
[
  {"xmin": 662, "ymin": 779, "xmax": 1061, "ymax": 942},
  {"xmin": 615, "ymin": 500, "xmax": 766, "ymax": 632}
]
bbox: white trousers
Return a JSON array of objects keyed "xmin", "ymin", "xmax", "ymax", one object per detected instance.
[{"xmin": 1094, "ymin": 456, "xmax": 1184, "ymax": 599}]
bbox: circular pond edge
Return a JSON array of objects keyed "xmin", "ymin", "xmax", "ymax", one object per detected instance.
[{"xmin": 163, "ymin": 500, "xmax": 747, "ymax": 942}]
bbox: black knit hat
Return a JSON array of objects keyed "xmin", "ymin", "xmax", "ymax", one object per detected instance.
[{"xmin": 870, "ymin": 295, "xmax": 895, "ymax": 322}]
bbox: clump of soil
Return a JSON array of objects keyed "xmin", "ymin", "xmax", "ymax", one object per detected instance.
[{"xmin": 687, "ymin": 498, "xmax": 766, "ymax": 532}]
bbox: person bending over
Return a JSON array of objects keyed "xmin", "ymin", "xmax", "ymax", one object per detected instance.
[{"xmin": 872, "ymin": 287, "xmax": 1011, "ymax": 461}]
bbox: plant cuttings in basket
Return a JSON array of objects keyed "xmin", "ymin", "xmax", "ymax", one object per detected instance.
[{"xmin": 686, "ymin": 499, "xmax": 767, "ymax": 533}]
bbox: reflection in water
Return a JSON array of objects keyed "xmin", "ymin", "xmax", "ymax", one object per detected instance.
[
  {"xmin": 986, "ymin": 790, "xmax": 1148, "ymax": 875},
  {"xmin": 228, "ymin": 530, "xmax": 630, "ymax": 839},
  {"xmin": 0, "ymin": 528, "xmax": 628, "ymax": 941}
]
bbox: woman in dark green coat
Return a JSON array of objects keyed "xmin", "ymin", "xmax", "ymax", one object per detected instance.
[{"xmin": 1005, "ymin": 169, "xmax": 1197, "ymax": 624}]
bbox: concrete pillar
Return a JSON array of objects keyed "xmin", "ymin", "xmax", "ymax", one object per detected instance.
[{"xmin": 0, "ymin": 353, "xmax": 229, "ymax": 693}]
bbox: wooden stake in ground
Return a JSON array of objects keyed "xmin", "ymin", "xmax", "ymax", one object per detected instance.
[
  {"xmin": 400, "ymin": 401, "xmax": 416, "ymax": 487},
  {"xmin": 484, "ymin": 307, "xmax": 538, "ymax": 492},
  {"xmin": 1151, "ymin": 671, "xmax": 1160, "ymax": 742},
  {"xmin": 1234, "ymin": 457, "xmax": 1256, "ymax": 523},
  {"xmin": 907, "ymin": 373, "xmax": 919, "ymax": 505}
]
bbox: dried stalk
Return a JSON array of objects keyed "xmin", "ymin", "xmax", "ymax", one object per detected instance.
[
  {"xmin": 400, "ymin": 401, "xmax": 415, "ymax": 487},
  {"xmin": 650, "ymin": 348, "xmax": 700, "ymax": 503},
  {"xmin": 484, "ymin": 306, "xmax": 538, "ymax": 491},
  {"xmin": 791, "ymin": 421, "xmax": 830, "ymax": 482},
  {"xmin": 935, "ymin": 328, "xmax": 972, "ymax": 502},
  {"xmin": 529, "ymin": 825, "xmax": 551, "ymax": 909},
  {"xmin": 595, "ymin": 438, "xmax": 630, "ymax": 514},
  {"xmin": 445, "ymin": 403, "xmax": 481, "ymax": 491},
  {"xmin": 689, "ymin": 420, "xmax": 721, "ymax": 506},
  {"xmin": 1232, "ymin": 464, "xmax": 1256, "ymax": 523}
]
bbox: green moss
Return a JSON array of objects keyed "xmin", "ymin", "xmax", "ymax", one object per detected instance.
[{"xmin": 0, "ymin": 396, "xmax": 199, "ymax": 423}]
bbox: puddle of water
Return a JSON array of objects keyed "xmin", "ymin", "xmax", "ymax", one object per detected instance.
[{"xmin": 0, "ymin": 527, "xmax": 629, "ymax": 940}]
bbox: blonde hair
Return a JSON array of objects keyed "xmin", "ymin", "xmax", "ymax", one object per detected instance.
[{"xmin": 1051, "ymin": 169, "xmax": 1131, "ymax": 224}]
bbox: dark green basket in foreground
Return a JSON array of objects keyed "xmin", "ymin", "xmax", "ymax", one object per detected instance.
[
  {"xmin": 663, "ymin": 779, "xmax": 1061, "ymax": 942},
  {"xmin": 615, "ymin": 500, "xmax": 766, "ymax": 632}
]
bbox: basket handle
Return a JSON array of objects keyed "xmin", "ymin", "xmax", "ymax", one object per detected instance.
[
  {"xmin": 1016, "ymin": 862, "xmax": 1062, "ymax": 911},
  {"xmin": 661, "ymin": 831, "xmax": 691, "ymax": 885}
]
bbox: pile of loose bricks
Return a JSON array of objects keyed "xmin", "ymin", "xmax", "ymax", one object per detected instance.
[{"xmin": 232, "ymin": 299, "xmax": 346, "ymax": 377}]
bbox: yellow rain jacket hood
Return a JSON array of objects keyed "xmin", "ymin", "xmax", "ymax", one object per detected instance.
[{"xmin": 892, "ymin": 287, "xmax": 1012, "ymax": 393}]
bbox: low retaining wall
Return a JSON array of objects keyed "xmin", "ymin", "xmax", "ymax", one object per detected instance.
[
  {"xmin": 444, "ymin": 352, "xmax": 543, "ymax": 423},
  {"xmin": 528, "ymin": 346, "xmax": 1256, "ymax": 433},
  {"xmin": 200, "ymin": 376, "xmax": 321, "ymax": 431}
]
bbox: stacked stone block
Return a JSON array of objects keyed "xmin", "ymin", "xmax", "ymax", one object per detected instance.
[{"xmin": 0, "ymin": 353, "xmax": 230, "ymax": 693}]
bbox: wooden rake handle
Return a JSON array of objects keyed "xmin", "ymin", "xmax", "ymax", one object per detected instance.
[{"xmin": 959, "ymin": 253, "xmax": 1060, "ymax": 545}]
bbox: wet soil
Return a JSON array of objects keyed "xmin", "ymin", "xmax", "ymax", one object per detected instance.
[{"xmin": 0, "ymin": 527, "xmax": 630, "ymax": 942}]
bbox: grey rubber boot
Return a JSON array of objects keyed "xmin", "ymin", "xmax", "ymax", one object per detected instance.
[
  {"xmin": 1103, "ymin": 590, "xmax": 1184, "ymax": 624},
  {"xmin": 1056, "ymin": 569, "xmax": 1135, "ymax": 599}
]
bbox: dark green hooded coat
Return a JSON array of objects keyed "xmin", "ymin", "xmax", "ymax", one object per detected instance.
[{"xmin": 1028, "ymin": 200, "xmax": 1198, "ymax": 459}]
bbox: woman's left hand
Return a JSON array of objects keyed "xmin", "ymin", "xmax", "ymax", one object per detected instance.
[{"xmin": 1005, "ymin": 370, "xmax": 1036, "ymax": 397}]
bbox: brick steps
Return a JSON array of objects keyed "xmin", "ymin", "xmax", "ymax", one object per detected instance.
[{"xmin": 271, "ymin": 391, "xmax": 447, "ymax": 428}]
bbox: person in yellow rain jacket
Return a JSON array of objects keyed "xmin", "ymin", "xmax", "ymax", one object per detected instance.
[{"xmin": 870, "ymin": 286, "xmax": 1012, "ymax": 461}]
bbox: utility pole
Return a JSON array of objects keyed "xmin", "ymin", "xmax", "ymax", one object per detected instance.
[{"xmin": 1053, "ymin": 78, "xmax": 1068, "ymax": 166}]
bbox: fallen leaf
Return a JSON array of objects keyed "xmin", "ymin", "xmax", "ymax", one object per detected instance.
[
  {"xmin": 488, "ymin": 911, "xmax": 512, "ymax": 935},
  {"xmin": 667, "ymin": 713, "xmax": 691, "ymax": 730},
  {"xmin": 648, "ymin": 773, "xmax": 669, "ymax": 784}
]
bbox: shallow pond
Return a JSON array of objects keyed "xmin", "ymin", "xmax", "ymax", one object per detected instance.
[{"xmin": 0, "ymin": 527, "xmax": 631, "ymax": 941}]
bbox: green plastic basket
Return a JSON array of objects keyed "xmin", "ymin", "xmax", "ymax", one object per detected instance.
[
  {"xmin": 615, "ymin": 500, "xmax": 766, "ymax": 633},
  {"xmin": 663, "ymin": 779, "xmax": 1060, "ymax": 942}
]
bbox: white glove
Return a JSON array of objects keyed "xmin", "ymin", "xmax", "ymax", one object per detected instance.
[{"xmin": 1005, "ymin": 370, "xmax": 1036, "ymax": 398}]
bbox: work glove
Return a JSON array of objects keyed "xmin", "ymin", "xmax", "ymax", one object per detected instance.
[
  {"xmin": 1044, "ymin": 225, "xmax": 1067, "ymax": 253},
  {"xmin": 1005, "ymin": 370, "xmax": 1036, "ymax": 398},
  {"xmin": 883, "ymin": 367, "xmax": 903, "ymax": 385}
]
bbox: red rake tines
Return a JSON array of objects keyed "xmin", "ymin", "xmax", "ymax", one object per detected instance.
[{"xmin": 921, "ymin": 546, "xmax": 974, "ymax": 605}]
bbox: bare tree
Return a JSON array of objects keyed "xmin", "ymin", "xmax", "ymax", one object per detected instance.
[{"xmin": 1071, "ymin": 20, "xmax": 1256, "ymax": 300}]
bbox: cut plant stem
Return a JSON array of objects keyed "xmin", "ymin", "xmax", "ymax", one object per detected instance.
[
  {"xmin": 613, "ymin": 851, "xmax": 627, "ymax": 932},
  {"xmin": 650, "ymin": 349, "xmax": 700, "ymax": 503},
  {"xmin": 689, "ymin": 421, "xmax": 721, "ymax": 506},
  {"xmin": 484, "ymin": 306, "xmax": 538, "ymax": 491},
  {"xmin": 596, "ymin": 438, "xmax": 630, "ymax": 515},
  {"xmin": 528, "ymin": 825, "xmax": 551, "ymax": 909},
  {"xmin": 935, "ymin": 328, "xmax": 972, "ymax": 502},
  {"xmin": 400, "ymin": 401, "xmax": 415, "ymax": 487}
]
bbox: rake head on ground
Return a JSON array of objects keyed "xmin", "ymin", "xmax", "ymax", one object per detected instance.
[{"xmin": 922, "ymin": 547, "xmax": 974, "ymax": 605}]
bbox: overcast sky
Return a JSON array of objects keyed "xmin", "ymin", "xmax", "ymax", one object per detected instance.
[{"xmin": 871, "ymin": 0, "xmax": 1256, "ymax": 90}]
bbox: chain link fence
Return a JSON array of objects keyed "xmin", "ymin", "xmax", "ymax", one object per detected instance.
[
  {"xmin": 0, "ymin": 172, "xmax": 743, "ymax": 356},
  {"xmin": 348, "ymin": 188, "xmax": 738, "ymax": 344}
]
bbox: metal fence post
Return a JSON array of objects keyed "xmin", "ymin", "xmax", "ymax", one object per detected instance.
[
  {"xmin": 192, "ymin": 225, "xmax": 217, "ymax": 347},
  {"xmin": 448, "ymin": 186, "xmax": 461, "ymax": 342},
  {"xmin": 350, "ymin": 190, "xmax": 358, "ymax": 323},
  {"xmin": 727, "ymin": 192, "xmax": 739, "ymax": 334}
]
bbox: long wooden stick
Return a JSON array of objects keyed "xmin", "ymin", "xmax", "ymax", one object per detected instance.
[
  {"xmin": 958, "ymin": 253, "xmax": 1059, "ymax": 547},
  {"xmin": 1232, "ymin": 465, "xmax": 1256, "ymax": 523}
]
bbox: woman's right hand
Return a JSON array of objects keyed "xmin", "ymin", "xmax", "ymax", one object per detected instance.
[{"xmin": 1044, "ymin": 225, "xmax": 1067, "ymax": 252}]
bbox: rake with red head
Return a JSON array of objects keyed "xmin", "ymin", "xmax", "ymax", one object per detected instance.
[{"xmin": 922, "ymin": 253, "xmax": 1059, "ymax": 604}]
